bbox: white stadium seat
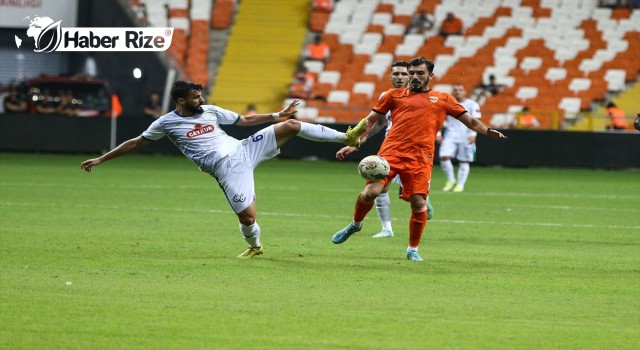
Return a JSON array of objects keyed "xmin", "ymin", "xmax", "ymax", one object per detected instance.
[{"xmin": 327, "ymin": 90, "xmax": 350, "ymax": 105}]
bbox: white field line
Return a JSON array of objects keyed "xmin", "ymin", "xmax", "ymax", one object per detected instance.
[
  {"xmin": 1, "ymin": 201, "xmax": 639, "ymax": 230},
  {"xmin": 1, "ymin": 181, "xmax": 639, "ymax": 200},
  {"xmin": 510, "ymin": 204, "xmax": 640, "ymax": 213}
]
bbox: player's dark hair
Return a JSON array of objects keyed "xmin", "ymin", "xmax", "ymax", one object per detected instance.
[
  {"xmin": 391, "ymin": 60, "xmax": 409, "ymax": 68},
  {"xmin": 171, "ymin": 81, "xmax": 203, "ymax": 102},
  {"xmin": 408, "ymin": 57, "xmax": 435, "ymax": 73}
]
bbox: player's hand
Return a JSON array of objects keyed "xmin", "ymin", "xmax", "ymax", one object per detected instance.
[
  {"xmin": 336, "ymin": 146, "xmax": 358, "ymax": 160},
  {"xmin": 278, "ymin": 99, "xmax": 300, "ymax": 118},
  {"xmin": 486, "ymin": 128, "xmax": 507, "ymax": 139},
  {"xmin": 436, "ymin": 134, "xmax": 443, "ymax": 144},
  {"xmin": 81, "ymin": 158, "xmax": 102, "ymax": 172},
  {"xmin": 468, "ymin": 135, "xmax": 477, "ymax": 144}
]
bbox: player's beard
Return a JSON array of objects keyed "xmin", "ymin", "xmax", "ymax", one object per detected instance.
[
  {"xmin": 186, "ymin": 103, "xmax": 204, "ymax": 114},
  {"xmin": 409, "ymin": 77, "xmax": 430, "ymax": 92}
]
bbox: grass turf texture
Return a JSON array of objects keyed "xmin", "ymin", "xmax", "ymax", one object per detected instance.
[{"xmin": 1, "ymin": 153, "xmax": 638, "ymax": 349}]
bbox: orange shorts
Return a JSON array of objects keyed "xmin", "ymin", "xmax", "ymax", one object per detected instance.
[{"xmin": 374, "ymin": 156, "xmax": 433, "ymax": 202}]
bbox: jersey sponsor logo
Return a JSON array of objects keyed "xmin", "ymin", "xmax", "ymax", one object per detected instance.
[
  {"xmin": 429, "ymin": 96, "xmax": 438, "ymax": 103},
  {"xmin": 186, "ymin": 124, "xmax": 214, "ymax": 138}
]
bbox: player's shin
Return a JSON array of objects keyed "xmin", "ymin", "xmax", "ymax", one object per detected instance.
[
  {"xmin": 375, "ymin": 192, "xmax": 392, "ymax": 231},
  {"xmin": 408, "ymin": 209, "xmax": 427, "ymax": 249},
  {"xmin": 239, "ymin": 222, "xmax": 261, "ymax": 248},
  {"xmin": 297, "ymin": 122, "xmax": 346, "ymax": 142},
  {"xmin": 353, "ymin": 193, "xmax": 375, "ymax": 226}
]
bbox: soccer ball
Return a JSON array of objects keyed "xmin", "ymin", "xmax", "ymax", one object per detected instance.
[{"xmin": 358, "ymin": 155, "xmax": 390, "ymax": 181}]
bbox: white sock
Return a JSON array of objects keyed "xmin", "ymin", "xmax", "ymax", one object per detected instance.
[
  {"xmin": 441, "ymin": 159, "xmax": 456, "ymax": 183},
  {"xmin": 375, "ymin": 192, "xmax": 392, "ymax": 231},
  {"xmin": 298, "ymin": 122, "xmax": 346, "ymax": 142},
  {"xmin": 239, "ymin": 222, "xmax": 261, "ymax": 248},
  {"xmin": 457, "ymin": 162, "xmax": 470, "ymax": 187}
]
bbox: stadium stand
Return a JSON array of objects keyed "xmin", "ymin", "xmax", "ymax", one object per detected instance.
[
  {"xmin": 134, "ymin": 0, "xmax": 639, "ymax": 129},
  {"xmin": 289, "ymin": 0, "xmax": 639, "ymax": 127}
]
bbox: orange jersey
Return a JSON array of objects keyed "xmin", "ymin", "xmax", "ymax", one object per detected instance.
[{"xmin": 374, "ymin": 88, "xmax": 466, "ymax": 165}]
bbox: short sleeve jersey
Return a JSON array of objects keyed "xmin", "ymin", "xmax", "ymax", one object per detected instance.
[
  {"xmin": 141, "ymin": 105, "xmax": 241, "ymax": 169},
  {"xmin": 443, "ymin": 98, "xmax": 481, "ymax": 142},
  {"xmin": 373, "ymin": 88, "xmax": 466, "ymax": 165}
]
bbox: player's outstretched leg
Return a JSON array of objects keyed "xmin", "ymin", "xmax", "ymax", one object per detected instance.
[{"xmin": 344, "ymin": 118, "xmax": 367, "ymax": 147}]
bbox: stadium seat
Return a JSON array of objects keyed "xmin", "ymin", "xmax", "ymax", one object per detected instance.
[
  {"xmin": 352, "ymin": 82, "xmax": 376, "ymax": 99},
  {"xmin": 519, "ymin": 57, "xmax": 543, "ymax": 74},
  {"xmin": 568, "ymin": 78, "xmax": 591, "ymax": 95},
  {"xmin": 604, "ymin": 69, "xmax": 626, "ymax": 92},
  {"xmin": 558, "ymin": 97, "xmax": 582, "ymax": 119},
  {"xmin": 515, "ymin": 86, "xmax": 538, "ymax": 102},
  {"xmin": 318, "ymin": 71, "xmax": 341, "ymax": 88},
  {"xmin": 327, "ymin": 90, "xmax": 350, "ymax": 106}
]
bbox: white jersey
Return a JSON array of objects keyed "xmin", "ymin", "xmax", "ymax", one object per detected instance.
[
  {"xmin": 141, "ymin": 105, "xmax": 241, "ymax": 170},
  {"xmin": 443, "ymin": 98, "xmax": 481, "ymax": 142}
]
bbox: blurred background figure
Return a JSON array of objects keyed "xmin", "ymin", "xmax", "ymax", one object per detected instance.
[
  {"xmin": 143, "ymin": 91, "xmax": 163, "ymax": 119},
  {"xmin": 3, "ymin": 87, "xmax": 27, "ymax": 113},
  {"xmin": 511, "ymin": 107, "xmax": 540, "ymax": 129},
  {"xmin": 407, "ymin": 10, "xmax": 434, "ymax": 35},
  {"xmin": 56, "ymin": 90, "xmax": 80, "ymax": 117},
  {"xmin": 439, "ymin": 12, "xmax": 463, "ymax": 38},
  {"xmin": 34, "ymin": 89, "xmax": 59, "ymax": 114},
  {"xmin": 606, "ymin": 102, "xmax": 628, "ymax": 131},
  {"xmin": 305, "ymin": 34, "xmax": 330, "ymax": 63},
  {"xmin": 288, "ymin": 73, "xmax": 312, "ymax": 100}
]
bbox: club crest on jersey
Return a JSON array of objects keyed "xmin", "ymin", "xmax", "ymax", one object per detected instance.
[
  {"xmin": 186, "ymin": 124, "xmax": 214, "ymax": 138},
  {"xmin": 429, "ymin": 96, "xmax": 438, "ymax": 103}
]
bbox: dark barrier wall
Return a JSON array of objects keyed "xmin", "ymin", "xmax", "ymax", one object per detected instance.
[{"xmin": 1, "ymin": 113, "xmax": 639, "ymax": 169}]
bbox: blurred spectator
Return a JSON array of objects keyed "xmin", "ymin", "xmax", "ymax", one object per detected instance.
[
  {"xmin": 606, "ymin": 102, "xmax": 627, "ymax": 131},
  {"xmin": 510, "ymin": 107, "xmax": 540, "ymax": 129},
  {"xmin": 298, "ymin": 66, "xmax": 316, "ymax": 91},
  {"xmin": 34, "ymin": 89, "xmax": 59, "ymax": 114},
  {"xmin": 305, "ymin": 35, "xmax": 330, "ymax": 63},
  {"xmin": 634, "ymin": 113, "xmax": 640, "ymax": 131},
  {"xmin": 438, "ymin": 12, "xmax": 463, "ymax": 38},
  {"xmin": 473, "ymin": 74, "xmax": 503, "ymax": 103},
  {"xmin": 407, "ymin": 10, "xmax": 434, "ymax": 35},
  {"xmin": 288, "ymin": 74, "xmax": 312, "ymax": 99},
  {"xmin": 57, "ymin": 90, "xmax": 80, "ymax": 117},
  {"xmin": 312, "ymin": 0, "xmax": 334, "ymax": 12},
  {"xmin": 244, "ymin": 103, "xmax": 257, "ymax": 115},
  {"xmin": 599, "ymin": 0, "xmax": 622, "ymax": 7},
  {"xmin": 3, "ymin": 87, "xmax": 27, "ymax": 113},
  {"xmin": 143, "ymin": 91, "xmax": 163, "ymax": 119},
  {"xmin": 132, "ymin": 2, "xmax": 148, "ymax": 26}
]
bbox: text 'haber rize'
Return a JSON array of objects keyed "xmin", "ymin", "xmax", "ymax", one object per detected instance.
[{"xmin": 64, "ymin": 31, "xmax": 166, "ymax": 48}]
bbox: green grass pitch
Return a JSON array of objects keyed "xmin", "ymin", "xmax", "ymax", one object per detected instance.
[{"xmin": 1, "ymin": 152, "xmax": 638, "ymax": 349}]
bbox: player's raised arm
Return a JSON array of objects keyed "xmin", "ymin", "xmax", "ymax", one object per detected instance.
[
  {"xmin": 457, "ymin": 112, "xmax": 507, "ymax": 139},
  {"xmin": 80, "ymin": 136, "xmax": 150, "ymax": 172},
  {"xmin": 236, "ymin": 99, "xmax": 300, "ymax": 126}
]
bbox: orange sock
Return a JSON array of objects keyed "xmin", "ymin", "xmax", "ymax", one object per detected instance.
[
  {"xmin": 409, "ymin": 209, "xmax": 427, "ymax": 248},
  {"xmin": 354, "ymin": 194, "xmax": 374, "ymax": 223}
]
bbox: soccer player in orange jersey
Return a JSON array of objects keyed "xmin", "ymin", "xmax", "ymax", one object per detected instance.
[{"xmin": 332, "ymin": 57, "xmax": 507, "ymax": 261}]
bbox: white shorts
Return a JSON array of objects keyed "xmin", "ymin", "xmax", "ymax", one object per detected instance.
[
  {"xmin": 439, "ymin": 138, "xmax": 476, "ymax": 162},
  {"xmin": 209, "ymin": 125, "xmax": 280, "ymax": 213}
]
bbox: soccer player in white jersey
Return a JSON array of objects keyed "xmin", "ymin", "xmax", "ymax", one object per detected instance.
[
  {"xmin": 436, "ymin": 84, "xmax": 481, "ymax": 192},
  {"xmin": 336, "ymin": 61, "xmax": 434, "ymax": 238},
  {"xmin": 81, "ymin": 81, "xmax": 361, "ymax": 258}
]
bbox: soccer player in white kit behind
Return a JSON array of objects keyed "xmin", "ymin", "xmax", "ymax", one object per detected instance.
[
  {"xmin": 81, "ymin": 81, "xmax": 361, "ymax": 258},
  {"xmin": 436, "ymin": 84, "xmax": 481, "ymax": 192}
]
